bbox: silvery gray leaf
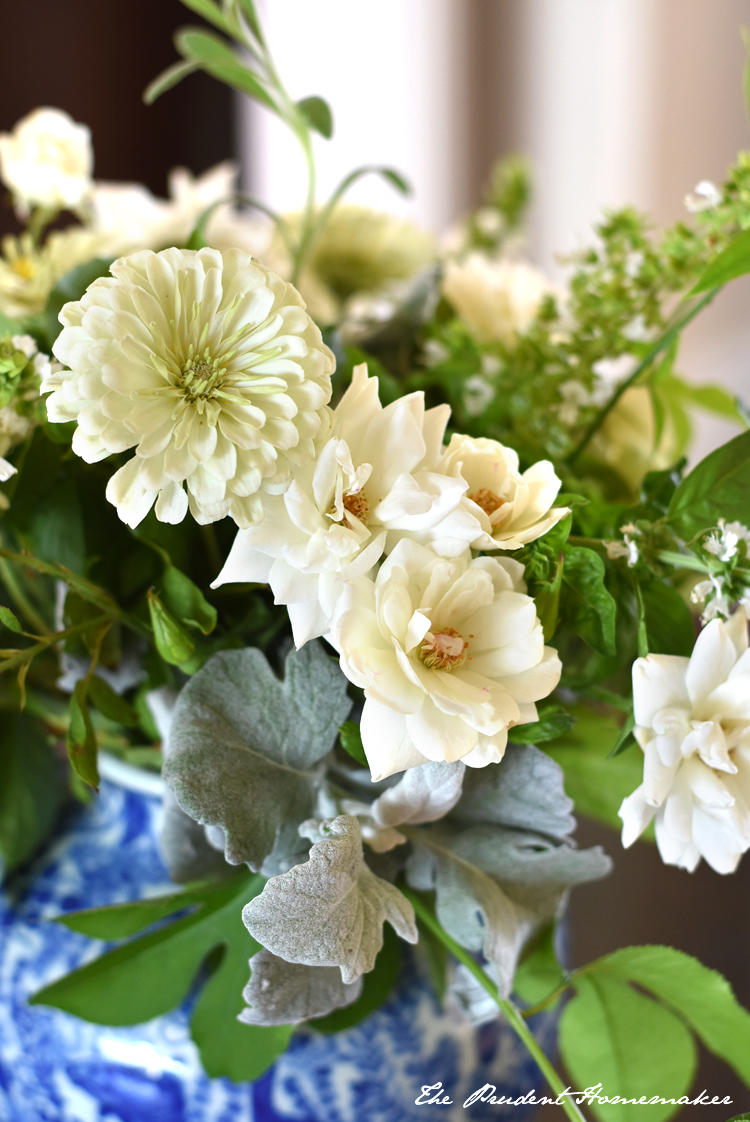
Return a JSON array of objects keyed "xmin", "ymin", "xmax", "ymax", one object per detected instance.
[
  {"xmin": 159, "ymin": 791, "xmax": 231, "ymax": 883},
  {"xmin": 452, "ymin": 743, "xmax": 576, "ymax": 840},
  {"xmin": 239, "ymin": 949, "xmax": 362, "ymax": 1026},
  {"xmin": 449, "ymin": 825, "xmax": 612, "ymax": 914},
  {"xmin": 242, "ymin": 815, "xmax": 418, "ymax": 984},
  {"xmin": 406, "ymin": 836, "xmax": 531, "ymax": 999},
  {"xmin": 163, "ymin": 643, "xmax": 351, "ymax": 871},
  {"xmin": 371, "ymin": 761, "xmax": 465, "ymax": 828}
]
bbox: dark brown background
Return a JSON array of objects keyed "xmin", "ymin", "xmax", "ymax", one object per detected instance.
[{"xmin": 1, "ymin": 2, "xmax": 748, "ymax": 1118}]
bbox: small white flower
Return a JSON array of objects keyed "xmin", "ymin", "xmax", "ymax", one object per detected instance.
[
  {"xmin": 43, "ymin": 247, "xmax": 334, "ymax": 528},
  {"xmin": 329, "ymin": 539, "xmax": 562, "ymax": 780},
  {"xmin": 704, "ymin": 518, "xmax": 750, "ymax": 563},
  {"xmin": 463, "ymin": 374, "xmax": 495, "ymax": 417},
  {"xmin": 619, "ymin": 609, "xmax": 750, "ymax": 873},
  {"xmin": 684, "ymin": 180, "xmax": 722, "ymax": 213},
  {"xmin": 442, "ymin": 255, "xmax": 551, "ymax": 345},
  {"xmin": 0, "ymin": 108, "xmax": 93, "ymax": 215},
  {"xmin": 439, "ymin": 434, "xmax": 569, "ymax": 551},
  {"xmin": 605, "ymin": 523, "xmax": 640, "ymax": 567},
  {"xmin": 213, "ymin": 365, "xmax": 479, "ymax": 645}
]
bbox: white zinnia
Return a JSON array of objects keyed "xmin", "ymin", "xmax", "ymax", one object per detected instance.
[
  {"xmin": 214, "ymin": 364, "xmax": 479, "ymax": 646},
  {"xmin": 329, "ymin": 539, "xmax": 562, "ymax": 781},
  {"xmin": 619, "ymin": 609, "xmax": 750, "ymax": 873},
  {"xmin": 42, "ymin": 247, "xmax": 334, "ymax": 528},
  {"xmin": 442, "ymin": 255, "xmax": 551, "ymax": 345},
  {"xmin": 0, "ymin": 108, "xmax": 93, "ymax": 214},
  {"xmin": 439, "ymin": 434, "xmax": 569, "ymax": 551}
]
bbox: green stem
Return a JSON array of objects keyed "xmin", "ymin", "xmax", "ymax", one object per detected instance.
[
  {"xmin": 0, "ymin": 556, "xmax": 52, "ymax": 635},
  {"xmin": 657, "ymin": 550, "xmax": 710, "ymax": 573},
  {"xmin": 567, "ymin": 287, "xmax": 720, "ymax": 466},
  {"xmin": 0, "ymin": 613, "xmax": 112, "ymax": 674},
  {"xmin": 291, "ymin": 128, "xmax": 318, "ymax": 287},
  {"xmin": 401, "ymin": 887, "xmax": 586, "ymax": 1122}
]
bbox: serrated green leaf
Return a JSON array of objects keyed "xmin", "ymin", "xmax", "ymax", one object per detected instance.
[
  {"xmin": 147, "ymin": 590, "xmax": 195, "ymax": 665},
  {"xmin": 32, "ymin": 871, "xmax": 292, "ymax": 1082},
  {"xmin": 597, "ymin": 945, "xmax": 750, "ymax": 1088},
  {"xmin": 560, "ymin": 972, "xmax": 696, "ymax": 1122},
  {"xmin": 297, "ymin": 96, "xmax": 333, "ymax": 139},
  {"xmin": 67, "ymin": 681, "xmax": 100, "ymax": 789},
  {"xmin": 87, "ymin": 675, "xmax": 139, "ymax": 727},
  {"xmin": 668, "ymin": 430, "xmax": 750, "ymax": 540},
  {"xmin": 560, "ymin": 545, "xmax": 617, "ymax": 655},
  {"xmin": 339, "ymin": 720, "xmax": 368, "ymax": 766},
  {"xmin": 159, "ymin": 565, "xmax": 217, "ymax": 634},
  {"xmin": 0, "ymin": 712, "xmax": 62, "ymax": 874},
  {"xmin": 691, "ymin": 228, "xmax": 750, "ymax": 293},
  {"xmin": 0, "ymin": 606, "xmax": 23, "ymax": 634},
  {"xmin": 511, "ymin": 703, "xmax": 574, "ymax": 744},
  {"xmin": 143, "ymin": 59, "xmax": 200, "ymax": 105},
  {"xmin": 311, "ymin": 923, "xmax": 401, "ymax": 1032}
]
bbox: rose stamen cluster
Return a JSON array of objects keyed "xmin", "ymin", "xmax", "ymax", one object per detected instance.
[{"xmin": 419, "ymin": 626, "xmax": 468, "ymax": 671}]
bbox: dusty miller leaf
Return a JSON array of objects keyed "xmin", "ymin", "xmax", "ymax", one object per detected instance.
[
  {"xmin": 240, "ymin": 949, "xmax": 362, "ymax": 1026},
  {"xmin": 242, "ymin": 815, "xmax": 417, "ymax": 984},
  {"xmin": 371, "ymin": 760, "xmax": 465, "ymax": 828},
  {"xmin": 164, "ymin": 642, "xmax": 350, "ymax": 871}
]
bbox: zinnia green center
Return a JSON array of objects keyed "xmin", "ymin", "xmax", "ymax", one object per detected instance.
[{"xmin": 179, "ymin": 346, "xmax": 227, "ymax": 404}]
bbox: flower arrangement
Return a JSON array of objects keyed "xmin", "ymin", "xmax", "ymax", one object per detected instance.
[{"xmin": 3, "ymin": 1, "xmax": 750, "ymax": 1117}]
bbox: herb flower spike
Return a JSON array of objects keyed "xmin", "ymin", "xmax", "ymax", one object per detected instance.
[{"xmin": 42, "ymin": 247, "xmax": 334, "ymax": 527}]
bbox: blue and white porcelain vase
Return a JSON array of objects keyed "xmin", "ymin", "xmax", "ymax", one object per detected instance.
[{"xmin": 0, "ymin": 763, "xmax": 557, "ymax": 1122}]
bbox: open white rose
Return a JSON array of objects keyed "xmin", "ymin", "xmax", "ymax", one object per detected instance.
[
  {"xmin": 328, "ymin": 538, "xmax": 561, "ymax": 781},
  {"xmin": 214, "ymin": 364, "xmax": 480, "ymax": 646},
  {"xmin": 619, "ymin": 609, "xmax": 750, "ymax": 873},
  {"xmin": 440, "ymin": 434, "xmax": 568, "ymax": 551},
  {"xmin": 0, "ymin": 108, "xmax": 93, "ymax": 214},
  {"xmin": 442, "ymin": 255, "xmax": 551, "ymax": 345},
  {"xmin": 43, "ymin": 247, "xmax": 334, "ymax": 528}
]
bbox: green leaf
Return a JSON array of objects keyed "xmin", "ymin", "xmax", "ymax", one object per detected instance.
[
  {"xmin": 143, "ymin": 59, "xmax": 200, "ymax": 104},
  {"xmin": 608, "ymin": 711, "xmax": 635, "ymax": 758},
  {"xmin": 544, "ymin": 706, "xmax": 647, "ymax": 834},
  {"xmin": 54, "ymin": 882, "xmax": 219, "ymax": 939},
  {"xmin": 667, "ymin": 429, "xmax": 750, "ymax": 540},
  {"xmin": 0, "ymin": 606, "xmax": 23, "ymax": 634},
  {"xmin": 511, "ymin": 703, "xmax": 574, "ymax": 745},
  {"xmin": 0, "ymin": 713, "xmax": 62, "ymax": 874},
  {"xmin": 147, "ymin": 590, "xmax": 195, "ymax": 665},
  {"xmin": 32, "ymin": 871, "xmax": 292, "ymax": 1082},
  {"xmin": 637, "ymin": 581, "xmax": 695, "ymax": 657},
  {"xmin": 598, "ymin": 945, "xmax": 750, "ymax": 1088},
  {"xmin": 177, "ymin": 0, "xmax": 231, "ymax": 33},
  {"xmin": 339, "ymin": 720, "xmax": 368, "ymax": 766},
  {"xmin": 297, "ymin": 96, "xmax": 333, "ymax": 139},
  {"xmin": 175, "ymin": 28, "xmax": 278, "ymax": 111},
  {"xmin": 87, "ymin": 675, "xmax": 139, "ymax": 727},
  {"xmin": 560, "ymin": 545, "xmax": 617, "ymax": 655},
  {"xmin": 311, "ymin": 923, "xmax": 402, "ymax": 1032},
  {"xmin": 559, "ymin": 972, "xmax": 696, "ymax": 1122},
  {"xmin": 67, "ymin": 680, "xmax": 100, "ymax": 788},
  {"xmin": 691, "ymin": 228, "xmax": 750, "ymax": 293},
  {"xmin": 513, "ymin": 922, "xmax": 566, "ymax": 1006},
  {"xmin": 40, "ymin": 258, "xmax": 113, "ymax": 350},
  {"xmin": 159, "ymin": 565, "xmax": 217, "ymax": 634},
  {"xmin": 0, "ymin": 309, "xmax": 26, "ymax": 335},
  {"xmin": 165, "ymin": 643, "xmax": 351, "ymax": 871}
]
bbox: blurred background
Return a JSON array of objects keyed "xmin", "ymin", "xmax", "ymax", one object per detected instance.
[{"xmin": 3, "ymin": 0, "xmax": 750, "ymax": 1114}]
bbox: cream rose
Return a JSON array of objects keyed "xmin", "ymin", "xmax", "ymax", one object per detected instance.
[{"xmin": 0, "ymin": 108, "xmax": 93, "ymax": 214}]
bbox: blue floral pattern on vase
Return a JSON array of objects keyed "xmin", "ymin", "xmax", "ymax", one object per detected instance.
[{"xmin": 0, "ymin": 780, "xmax": 557, "ymax": 1122}]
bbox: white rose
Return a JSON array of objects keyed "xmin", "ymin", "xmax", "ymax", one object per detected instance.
[
  {"xmin": 619, "ymin": 609, "xmax": 750, "ymax": 873},
  {"xmin": 439, "ymin": 433, "xmax": 569, "ymax": 551},
  {"xmin": 214, "ymin": 364, "xmax": 480, "ymax": 646},
  {"xmin": 442, "ymin": 255, "xmax": 551, "ymax": 345},
  {"xmin": 328, "ymin": 539, "xmax": 561, "ymax": 781},
  {"xmin": 0, "ymin": 108, "xmax": 93, "ymax": 214}
]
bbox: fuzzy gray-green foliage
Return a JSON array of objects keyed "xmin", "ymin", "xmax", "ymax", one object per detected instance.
[
  {"xmin": 371, "ymin": 760, "xmax": 465, "ymax": 827},
  {"xmin": 240, "ymin": 949, "xmax": 363, "ymax": 1025},
  {"xmin": 163, "ymin": 643, "xmax": 351, "ymax": 872},
  {"xmin": 242, "ymin": 815, "xmax": 418, "ymax": 984}
]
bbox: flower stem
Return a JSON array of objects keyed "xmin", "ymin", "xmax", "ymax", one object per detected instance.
[
  {"xmin": 566, "ymin": 287, "xmax": 719, "ymax": 466},
  {"xmin": 400, "ymin": 886, "xmax": 586, "ymax": 1122}
]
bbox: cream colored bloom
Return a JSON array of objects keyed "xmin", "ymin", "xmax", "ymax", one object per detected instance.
[
  {"xmin": 329, "ymin": 539, "xmax": 561, "ymax": 780},
  {"xmin": 0, "ymin": 229, "xmax": 105, "ymax": 319},
  {"xmin": 214, "ymin": 364, "xmax": 479, "ymax": 645},
  {"xmin": 43, "ymin": 247, "xmax": 334, "ymax": 528},
  {"xmin": 439, "ymin": 434, "xmax": 568, "ymax": 551},
  {"xmin": 619, "ymin": 609, "xmax": 750, "ymax": 873},
  {"xmin": 0, "ymin": 108, "xmax": 93, "ymax": 214},
  {"xmin": 442, "ymin": 255, "xmax": 551, "ymax": 345}
]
